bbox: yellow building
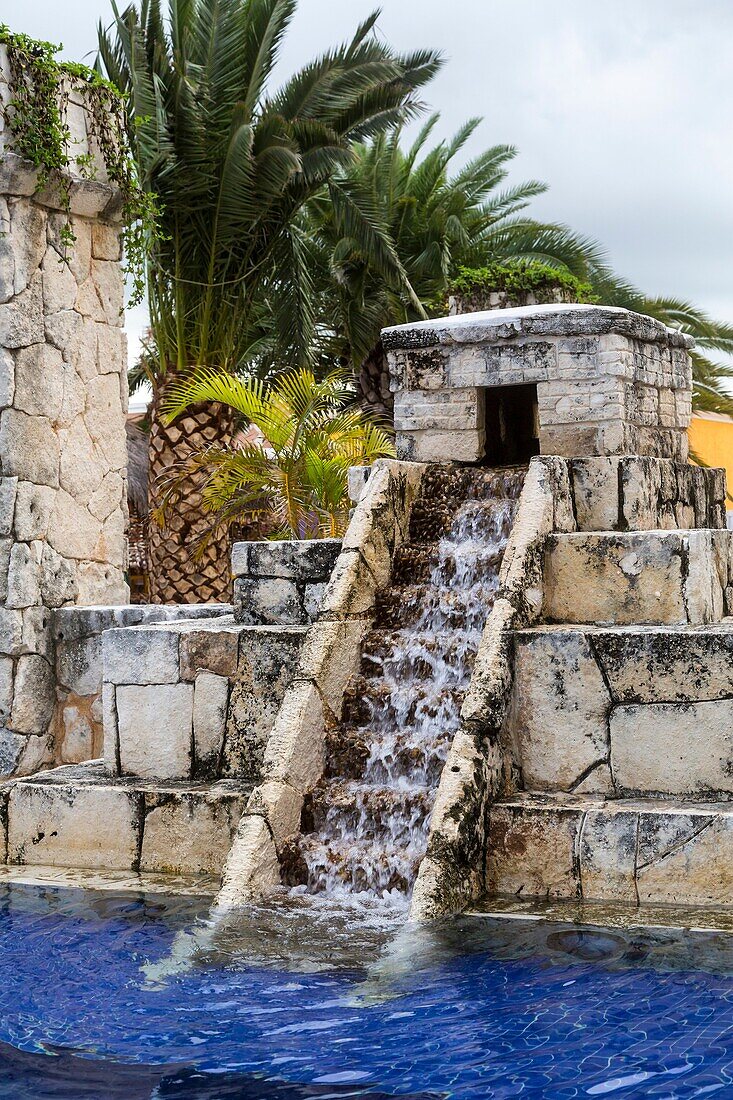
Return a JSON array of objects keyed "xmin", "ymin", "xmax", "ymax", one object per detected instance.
[{"xmin": 689, "ymin": 412, "xmax": 733, "ymax": 518}]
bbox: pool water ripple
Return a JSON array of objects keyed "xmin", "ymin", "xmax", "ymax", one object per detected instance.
[{"xmin": 2, "ymin": 885, "xmax": 733, "ymax": 1096}]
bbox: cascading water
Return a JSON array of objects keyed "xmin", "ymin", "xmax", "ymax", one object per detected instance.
[{"xmin": 291, "ymin": 465, "xmax": 525, "ymax": 908}]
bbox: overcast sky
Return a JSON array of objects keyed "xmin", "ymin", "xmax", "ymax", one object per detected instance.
[{"xmin": 16, "ymin": 0, "xmax": 733, "ymax": 363}]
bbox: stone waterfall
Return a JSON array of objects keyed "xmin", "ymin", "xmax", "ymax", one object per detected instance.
[{"xmin": 288, "ymin": 465, "xmax": 524, "ymax": 903}]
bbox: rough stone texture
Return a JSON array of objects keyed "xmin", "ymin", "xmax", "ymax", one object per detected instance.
[
  {"xmin": 510, "ymin": 631, "xmax": 612, "ymax": 793},
  {"xmin": 384, "ymin": 305, "xmax": 693, "ymax": 464},
  {"xmin": 140, "ymin": 788, "xmax": 245, "ymax": 875},
  {"xmin": 7, "ymin": 776, "xmax": 141, "ymax": 870},
  {"xmin": 543, "ymin": 531, "xmax": 728, "ymax": 626},
  {"xmin": 223, "ymin": 627, "xmax": 306, "ymax": 780},
  {"xmin": 1, "ymin": 761, "xmax": 249, "ymax": 876},
  {"xmin": 610, "ymin": 700, "xmax": 733, "ymax": 797},
  {"xmin": 0, "ymin": 65, "xmax": 129, "ymax": 776},
  {"xmin": 232, "ymin": 539, "xmax": 342, "ymax": 626},
  {"xmin": 116, "ymin": 683, "xmax": 194, "ymax": 779},
  {"xmin": 487, "ymin": 794, "xmax": 733, "ymax": 908},
  {"xmin": 569, "ymin": 457, "xmax": 725, "ymax": 533}
]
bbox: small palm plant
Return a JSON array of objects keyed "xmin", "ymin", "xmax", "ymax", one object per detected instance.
[{"xmin": 159, "ymin": 368, "xmax": 395, "ymax": 541}]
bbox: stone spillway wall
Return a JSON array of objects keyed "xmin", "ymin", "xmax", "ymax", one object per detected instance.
[{"xmin": 0, "ymin": 58, "xmax": 128, "ymax": 775}]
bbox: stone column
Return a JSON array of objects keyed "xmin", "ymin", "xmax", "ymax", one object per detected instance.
[{"xmin": 0, "ymin": 55, "xmax": 129, "ymax": 775}]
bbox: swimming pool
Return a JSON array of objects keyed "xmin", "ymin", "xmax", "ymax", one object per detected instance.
[{"xmin": 0, "ymin": 883, "xmax": 732, "ymax": 1097}]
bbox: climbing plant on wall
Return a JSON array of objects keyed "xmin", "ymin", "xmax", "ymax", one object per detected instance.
[{"xmin": 0, "ymin": 25, "xmax": 155, "ymax": 304}]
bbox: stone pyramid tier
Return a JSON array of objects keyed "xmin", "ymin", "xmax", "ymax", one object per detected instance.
[{"xmin": 489, "ymin": 524, "xmax": 733, "ymax": 909}]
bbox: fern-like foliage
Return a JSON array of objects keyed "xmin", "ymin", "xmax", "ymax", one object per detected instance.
[{"xmin": 157, "ymin": 366, "xmax": 395, "ymax": 540}]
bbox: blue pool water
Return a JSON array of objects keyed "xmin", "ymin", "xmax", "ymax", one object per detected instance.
[{"xmin": 1, "ymin": 885, "xmax": 733, "ymax": 1097}]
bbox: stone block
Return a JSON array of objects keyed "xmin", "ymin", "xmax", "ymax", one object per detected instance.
[
  {"xmin": 102, "ymin": 625, "xmax": 181, "ymax": 685},
  {"xmin": 179, "ymin": 621, "xmax": 240, "ymax": 681},
  {"xmin": 543, "ymin": 531, "xmax": 723, "ymax": 626},
  {"xmin": 7, "ymin": 778, "xmax": 141, "ymax": 869},
  {"xmin": 59, "ymin": 703, "xmax": 94, "ymax": 763},
  {"xmin": 223, "ymin": 627, "xmax": 305, "ymax": 780},
  {"xmin": 234, "ymin": 577, "xmax": 306, "ymax": 626},
  {"xmin": 487, "ymin": 800, "xmax": 582, "ymax": 899},
  {"xmin": 13, "ymin": 481, "xmax": 56, "ymax": 541},
  {"xmin": 216, "ymin": 813, "xmax": 281, "ymax": 908},
  {"xmin": 0, "ymin": 348, "xmax": 14, "ymax": 407},
  {"xmin": 10, "ymin": 654, "xmax": 55, "ymax": 734},
  {"xmin": 578, "ymin": 806, "xmax": 638, "ymax": 903},
  {"xmin": 570, "ymin": 457, "xmax": 620, "ymax": 531},
  {"xmin": 5, "ymin": 540, "xmax": 41, "ymax": 608},
  {"xmin": 12, "ymin": 344, "xmax": 64, "ymax": 418},
  {"xmin": 396, "ymin": 428, "xmax": 485, "ymax": 463},
  {"xmin": 295, "ymin": 618, "xmax": 367, "ymax": 717},
  {"xmin": 511, "ymin": 630, "xmax": 612, "ymax": 792},
  {"xmin": 193, "ymin": 671, "xmax": 229, "ymax": 775},
  {"xmin": 636, "ymin": 809, "xmax": 733, "ymax": 907},
  {"xmin": 0, "ymin": 408, "xmax": 60, "ymax": 487},
  {"xmin": 116, "ymin": 682, "xmax": 194, "ymax": 779},
  {"xmin": 261, "ymin": 679, "xmax": 325, "ymax": 794},
  {"xmin": 610, "ymin": 699, "xmax": 733, "ymax": 796},
  {"xmin": 239, "ymin": 539, "xmax": 342, "ymax": 581},
  {"xmin": 140, "ymin": 789, "xmax": 244, "ymax": 875},
  {"xmin": 0, "ymin": 657, "xmax": 13, "ymax": 723},
  {"xmin": 592, "ymin": 627, "xmax": 733, "ymax": 703},
  {"xmin": 0, "ymin": 729, "xmax": 25, "ymax": 776}
]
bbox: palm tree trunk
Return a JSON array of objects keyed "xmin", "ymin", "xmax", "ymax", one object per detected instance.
[
  {"xmin": 358, "ymin": 339, "xmax": 394, "ymax": 423},
  {"xmin": 147, "ymin": 378, "xmax": 236, "ymax": 604}
]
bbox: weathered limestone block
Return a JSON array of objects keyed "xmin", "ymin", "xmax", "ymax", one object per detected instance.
[
  {"xmin": 610, "ymin": 699, "xmax": 733, "ymax": 796},
  {"xmin": 140, "ymin": 788, "xmax": 245, "ymax": 875},
  {"xmin": 7, "ymin": 777, "xmax": 141, "ymax": 869},
  {"xmin": 215, "ymin": 814, "xmax": 281, "ymax": 909},
  {"xmin": 116, "ymin": 682, "xmax": 194, "ymax": 779},
  {"xmin": 295, "ymin": 619, "xmax": 368, "ymax": 717},
  {"xmin": 9, "ymin": 654, "xmax": 55, "ymax": 734},
  {"xmin": 592, "ymin": 626, "xmax": 733, "ymax": 703},
  {"xmin": 578, "ymin": 807, "xmax": 638, "ymax": 903},
  {"xmin": 58, "ymin": 702, "xmax": 95, "ymax": 763},
  {"xmin": 543, "ymin": 531, "xmax": 726, "ymax": 626},
  {"xmin": 636, "ymin": 808, "xmax": 733, "ymax": 907},
  {"xmin": 179, "ymin": 620, "xmax": 240, "ymax": 681},
  {"xmin": 511, "ymin": 630, "xmax": 612, "ymax": 793},
  {"xmin": 193, "ymin": 671, "xmax": 229, "ymax": 775},
  {"xmin": 103, "ymin": 625, "xmax": 181, "ymax": 686},
  {"xmin": 0, "ymin": 408, "xmax": 60, "ymax": 486},
  {"xmin": 223, "ymin": 627, "xmax": 305, "ymax": 779},
  {"xmin": 232, "ymin": 539, "xmax": 342, "ymax": 626},
  {"xmin": 487, "ymin": 799, "xmax": 583, "ymax": 899},
  {"xmin": 13, "ymin": 481, "xmax": 56, "ymax": 541}
]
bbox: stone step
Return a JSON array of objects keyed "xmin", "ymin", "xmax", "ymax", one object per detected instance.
[
  {"xmin": 102, "ymin": 615, "xmax": 306, "ymax": 782},
  {"xmin": 0, "ymin": 762, "xmax": 249, "ymax": 877},
  {"xmin": 510, "ymin": 624, "xmax": 733, "ymax": 798},
  {"xmin": 487, "ymin": 792, "xmax": 733, "ymax": 908},
  {"xmin": 542, "ymin": 530, "xmax": 731, "ymax": 626}
]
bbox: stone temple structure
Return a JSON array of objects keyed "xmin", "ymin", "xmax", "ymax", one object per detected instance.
[{"xmin": 2, "ymin": 55, "xmax": 733, "ymax": 918}]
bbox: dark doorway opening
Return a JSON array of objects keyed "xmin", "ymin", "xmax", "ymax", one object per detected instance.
[{"xmin": 483, "ymin": 383, "xmax": 540, "ymax": 465}]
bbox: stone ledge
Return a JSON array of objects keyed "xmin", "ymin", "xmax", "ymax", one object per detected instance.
[{"xmin": 383, "ymin": 304, "xmax": 694, "ymax": 351}]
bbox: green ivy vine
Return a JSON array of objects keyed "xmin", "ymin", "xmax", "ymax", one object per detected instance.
[{"xmin": 0, "ymin": 25, "xmax": 155, "ymax": 306}]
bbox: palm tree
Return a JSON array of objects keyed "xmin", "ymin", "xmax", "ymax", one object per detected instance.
[
  {"xmin": 158, "ymin": 368, "xmax": 395, "ymax": 539},
  {"xmin": 98, "ymin": 0, "xmax": 441, "ymax": 601},
  {"xmin": 308, "ymin": 116, "xmax": 611, "ymax": 415}
]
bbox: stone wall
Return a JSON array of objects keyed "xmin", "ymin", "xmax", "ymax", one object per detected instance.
[
  {"xmin": 51, "ymin": 604, "xmax": 227, "ymax": 772},
  {"xmin": 0, "ymin": 58, "xmax": 129, "ymax": 776},
  {"xmin": 383, "ymin": 305, "xmax": 693, "ymax": 464},
  {"xmin": 409, "ymin": 452, "xmax": 728, "ymax": 920},
  {"xmin": 232, "ymin": 540, "xmax": 342, "ymax": 626}
]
